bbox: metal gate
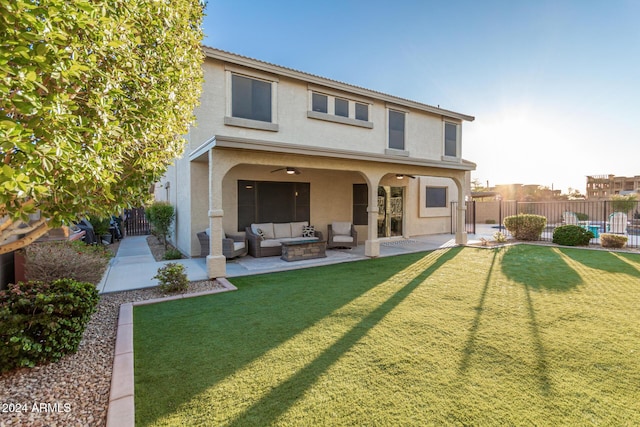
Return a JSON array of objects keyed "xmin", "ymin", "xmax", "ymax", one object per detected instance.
[
  {"xmin": 124, "ymin": 208, "xmax": 150, "ymax": 236},
  {"xmin": 451, "ymin": 201, "xmax": 476, "ymax": 234}
]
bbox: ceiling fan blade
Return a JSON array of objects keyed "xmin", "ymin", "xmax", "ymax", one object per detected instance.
[{"xmin": 271, "ymin": 167, "xmax": 301, "ymax": 175}]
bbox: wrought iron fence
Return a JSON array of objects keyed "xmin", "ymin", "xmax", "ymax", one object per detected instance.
[
  {"xmin": 496, "ymin": 200, "xmax": 640, "ymax": 248},
  {"xmin": 451, "ymin": 201, "xmax": 476, "ymax": 235}
]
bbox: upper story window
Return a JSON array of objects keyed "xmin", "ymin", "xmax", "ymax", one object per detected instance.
[
  {"xmin": 225, "ymin": 68, "xmax": 278, "ymax": 132},
  {"xmin": 355, "ymin": 103, "xmax": 368, "ymax": 121},
  {"xmin": 312, "ymin": 93, "xmax": 328, "ymax": 113},
  {"xmin": 232, "ymin": 74, "xmax": 272, "ymax": 122},
  {"xmin": 388, "ymin": 110, "xmax": 405, "ymax": 150},
  {"xmin": 335, "ymin": 98, "xmax": 349, "ymax": 117},
  {"xmin": 444, "ymin": 122, "xmax": 459, "ymax": 157},
  {"xmin": 307, "ymin": 89, "xmax": 373, "ymax": 129}
]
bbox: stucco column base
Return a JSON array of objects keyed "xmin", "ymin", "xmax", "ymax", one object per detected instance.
[
  {"xmin": 456, "ymin": 205, "xmax": 467, "ymax": 245},
  {"xmin": 365, "ymin": 239, "xmax": 380, "ymax": 258},
  {"xmin": 455, "ymin": 231, "xmax": 468, "ymax": 245},
  {"xmin": 206, "ymin": 255, "xmax": 227, "ymax": 278}
]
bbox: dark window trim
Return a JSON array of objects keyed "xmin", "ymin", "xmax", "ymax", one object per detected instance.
[{"xmin": 425, "ymin": 186, "xmax": 447, "ymax": 208}]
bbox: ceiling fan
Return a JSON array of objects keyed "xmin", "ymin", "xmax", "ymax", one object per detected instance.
[
  {"xmin": 271, "ymin": 167, "xmax": 301, "ymax": 175},
  {"xmin": 396, "ymin": 174, "xmax": 416, "ymax": 179}
]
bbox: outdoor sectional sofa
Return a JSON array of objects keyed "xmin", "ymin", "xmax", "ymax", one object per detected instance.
[{"xmin": 245, "ymin": 221, "xmax": 323, "ymax": 257}]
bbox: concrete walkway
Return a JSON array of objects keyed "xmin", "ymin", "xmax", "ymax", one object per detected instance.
[
  {"xmin": 98, "ymin": 236, "xmax": 209, "ymax": 293},
  {"xmin": 99, "ymin": 229, "xmax": 496, "ymax": 293}
]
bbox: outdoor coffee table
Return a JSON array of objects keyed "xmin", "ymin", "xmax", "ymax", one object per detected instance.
[{"xmin": 280, "ymin": 240, "xmax": 327, "ymax": 262}]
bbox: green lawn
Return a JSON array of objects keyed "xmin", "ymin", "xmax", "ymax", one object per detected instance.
[{"xmin": 134, "ymin": 245, "xmax": 640, "ymax": 426}]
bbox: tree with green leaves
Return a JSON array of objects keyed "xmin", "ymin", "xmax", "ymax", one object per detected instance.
[
  {"xmin": 610, "ymin": 194, "xmax": 638, "ymax": 213},
  {"xmin": 145, "ymin": 201, "xmax": 175, "ymax": 249},
  {"xmin": 0, "ymin": 0, "xmax": 204, "ymax": 254}
]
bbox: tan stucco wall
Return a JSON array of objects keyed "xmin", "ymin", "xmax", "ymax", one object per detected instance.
[
  {"xmin": 189, "ymin": 58, "xmax": 462, "ymax": 163},
  {"xmin": 158, "ymin": 55, "xmax": 474, "ymax": 258},
  {"xmin": 221, "ymin": 164, "xmax": 363, "ymax": 237},
  {"xmin": 475, "ymin": 201, "xmax": 501, "ymax": 224}
]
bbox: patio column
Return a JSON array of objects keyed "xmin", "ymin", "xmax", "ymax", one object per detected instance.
[
  {"xmin": 455, "ymin": 176, "xmax": 468, "ymax": 245},
  {"xmin": 365, "ymin": 176, "xmax": 381, "ymax": 257},
  {"xmin": 206, "ymin": 149, "xmax": 227, "ymax": 278}
]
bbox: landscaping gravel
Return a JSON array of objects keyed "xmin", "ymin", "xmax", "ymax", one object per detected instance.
[{"xmin": 0, "ymin": 280, "xmax": 224, "ymax": 427}]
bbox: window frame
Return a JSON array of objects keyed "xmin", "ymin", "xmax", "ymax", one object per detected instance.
[
  {"xmin": 225, "ymin": 67, "xmax": 279, "ymax": 131},
  {"xmin": 312, "ymin": 93, "xmax": 328, "ymax": 113},
  {"xmin": 352, "ymin": 183, "xmax": 368, "ymax": 225},
  {"xmin": 388, "ymin": 109, "xmax": 406, "ymax": 151},
  {"xmin": 355, "ymin": 102, "xmax": 369, "ymax": 121},
  {"xmin": 425, "ymin": 186, "xmax": 448, "ymax": 208},
  {"xmin": 307, "ymin": 88, "xmax": 373, "ymax": 129},
  {"xmin": 334, "ymin": 97, "xmax": 349, "ymax": 118},
  {"xmin": 443, "ymin": 121, "xmax": 460, "ymax": 159}
]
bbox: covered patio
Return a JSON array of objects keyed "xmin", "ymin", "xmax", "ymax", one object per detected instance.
[
  {"xmin": 188, "ymin": 136, "xmax": 475, "ymax": 278},
  {"xmin": 223, "ymin": 233, "xmax": 465, "ymax": 277}
]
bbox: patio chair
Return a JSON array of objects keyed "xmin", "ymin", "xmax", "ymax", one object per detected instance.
[
  {"xmin": 607, "ymin": 212, "xmax": 628, "ymax": 234},
  {"xmin": 327, "ymin": 221, "xmax": 358, "ymax": 249},
  {"xmin": 562, "ymin": 211, "xmax": 580, "ymax": 225},
  {"xmin": 197, "ymin": 231, "xmax": 248, "ymax": 258}
]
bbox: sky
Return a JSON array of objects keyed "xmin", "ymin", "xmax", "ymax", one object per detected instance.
[{"xmin": 201, "ymin": 0, "xmax": 640, "ymax": 194}]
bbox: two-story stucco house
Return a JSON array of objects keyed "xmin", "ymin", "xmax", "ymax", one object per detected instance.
[{"xmin": 158, "ymin": 46, "xmax": 476, "ymax": 278}]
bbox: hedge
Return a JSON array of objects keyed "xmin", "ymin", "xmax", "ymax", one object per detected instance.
[
  {"xmin": 0, "ymin": 279, "xmax": 99, "ymax": 373},
  {"xmin": 503, "ymin": 214, "xmax": 547, "ymax": 241},
  {"xmin": 552, "ymin": 225, "xmax": 594, "ymax": 246}
]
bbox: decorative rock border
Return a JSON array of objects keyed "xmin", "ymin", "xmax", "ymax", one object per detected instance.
[{"xmin": 105, "ymin": 278, "xmax": 237, "ymax": 427}]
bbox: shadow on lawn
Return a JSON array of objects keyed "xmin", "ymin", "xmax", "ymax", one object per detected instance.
[
  {"xmin": 460, "ymin": 247, "xmax": 553, "ymax": 395},
  {"xmin": 135, "ymin": 247, "xmax": 462, "ymax": 426},
  {"xmin": 224, "ymin": 247, "xmax": 462, "ymax": 426},
  {"xmin": 556, "ymin": 247, "xmax": 640, "ymax": 278},
  {"xmin": 500, "ymin": 245, "xmax": 582, "ymax": 291}
]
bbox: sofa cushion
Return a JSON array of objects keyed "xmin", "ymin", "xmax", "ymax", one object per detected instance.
[
  {"xmin": 333, "ymin": 235, "xmax": 354, "ymax": 243},
  {"xmin": 274, "ymin": 223, "xmax": 292, "ymax": 238},
  {"xmin": 252, "ymin": 223, "xmax": 274, "ymax": 239},
  {"xmin": 233, "ymin": 242, "xmax": 245, "ymax": 251},
  {"xmin": 291, "ymin": 221, "xmax": 309, "ymax": 238},
  {"xmin": 332, "ymin": 221, "xmax": 352, "ymax": 236},
  {"xmin": 260, "ymin": 239, "xmax": 283, "ymax": 248}
]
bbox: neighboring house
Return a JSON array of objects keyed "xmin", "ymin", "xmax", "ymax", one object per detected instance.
[{"xmin": 157, "ymin": 46, "xmax": 476, "ymax": 278}]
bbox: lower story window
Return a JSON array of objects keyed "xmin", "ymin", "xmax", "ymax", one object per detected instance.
[
  {"xmin": 425, "ymin": 187, "xmax": 447, "ymax": 208},
  {"xmin": 238, "ymin": 180, "xmax": 310, "ymax": 231},
  {"xmin": 353, "ymin": 184, "xmax": 368, "ymax": 225}
]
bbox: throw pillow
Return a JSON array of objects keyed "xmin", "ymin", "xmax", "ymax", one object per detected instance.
[
  {"xmin": 302, "ymin": 225, "xmax": 315, "ymax": 237},
  {"xmin": 256, "ymin": 228, "xmax": 265, "ymax": 240}
]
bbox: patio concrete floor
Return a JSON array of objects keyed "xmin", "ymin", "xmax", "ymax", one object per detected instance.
[{"xmin": 98, "ymin": 227, "xmax": 497, "ymax": 294}]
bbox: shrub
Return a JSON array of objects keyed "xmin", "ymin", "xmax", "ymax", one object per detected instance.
[
  {"xmin": 493, "ymin": 231, "xmax": 507, "ymax": 243},
  {"xmin": 485, "ymin": 219, "xmax": 496, "ymax": 224},
  {"xmin": 0, "ymin": 279, "xmax": 99, "ymax": 373},
  {"xmin": 91, "ymin": 217, "xmax": 112, "ymax": 237},
  {"xmin": 503, "ymin": 214, "xmax": 547, "ymax": 241},
  {"xmin": 552, "ymin": 225, "xmax": 594, "ymax": 246},
  {"xmin": 163, "ymin": 248, "xmax": 183, "ymax": 260},
  {"xmin": 600, "ymin": 233, "xmax": 628, "ymax": 248},
  {"xmin": 145, "ymin": 202, "xmax": 175, "ymax": 249},
  {"xmin": 153, "ymin": 263, "xmax": 188, "ymax": 293},
  {"xmin": 24, "ymin": 241, "xmax": 112, "ymax": 285}
]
